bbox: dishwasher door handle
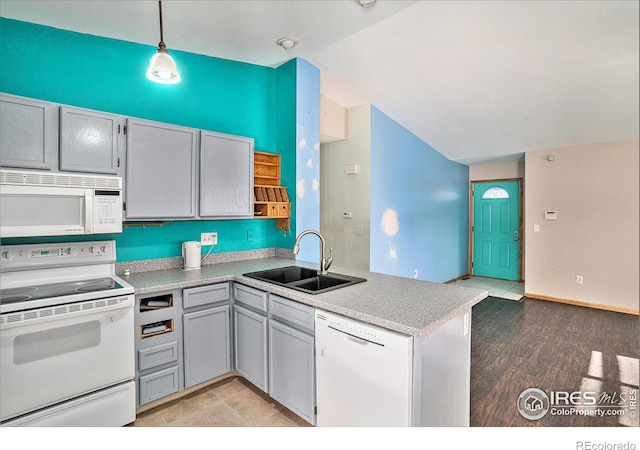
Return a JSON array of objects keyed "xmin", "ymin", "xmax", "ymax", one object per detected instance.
[{"xmin": 328, "ymin": 325, "xmax": 383, "ymax": 346}]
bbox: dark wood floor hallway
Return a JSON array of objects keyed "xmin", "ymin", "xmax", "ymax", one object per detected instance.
[{"xmin": 470, "ymin": 296, "xmax": 639, "ymax": 427}]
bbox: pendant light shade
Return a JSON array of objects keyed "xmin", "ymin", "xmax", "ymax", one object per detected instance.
[{"xmin": 146, "ymin": 1, "xmax": 180, "ymax": 84}]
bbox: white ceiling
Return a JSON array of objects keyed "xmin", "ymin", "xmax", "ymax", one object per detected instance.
[{"xmin": 2, "ymin": 0, "xmax": 638, "ymax": 165}]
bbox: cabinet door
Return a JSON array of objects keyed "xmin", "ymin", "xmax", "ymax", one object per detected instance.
[
  {"xmin": 125, "ymin": 118, "xmax": 198, "ymax": 219},
  {"xmin": 183, "ymin": 305, "xmax": 231, "ymax": 388},
  {"xmin": 0, "ymin": 94, "xmax": 53, "ymax": 170},
  {"xmin": 269, "ymin": 320, "xmax": 316, "ymax": 424},
  {"xmin": 233, "ymin": 304, "xmax": 268, "ymax": 392},
  {"xmin": 60, "ymin": 106, "xmax": 120, "ymax": 174},
  {"xmin": 200, "ymin": 131, "xmax": 253, "ymax": 217}
]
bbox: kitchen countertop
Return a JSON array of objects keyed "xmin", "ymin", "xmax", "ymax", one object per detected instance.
[{"xmin": 122, "ymin": 257, "xmax": 488, "ymax": 338}]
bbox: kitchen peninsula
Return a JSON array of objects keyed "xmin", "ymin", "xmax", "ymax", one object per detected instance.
[{"xmin": 121, "ymin": 255, "xmax": 487, "ymax": 426}]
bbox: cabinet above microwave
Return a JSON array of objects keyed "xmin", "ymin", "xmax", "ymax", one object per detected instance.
[{"xmin": 1, "ymin": 93, "xmax": 127, "ymax": 177}]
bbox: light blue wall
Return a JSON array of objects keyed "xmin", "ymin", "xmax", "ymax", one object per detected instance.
[
  {"xmin": 293, "ymin": 60, "xmax": 321, "ymax": 264},
  {"xmin": 0, "ymin": 18, "xmax": 295, "ymax": 262},
  {"xmin": 369, "ymin": 106, "xmax": 469, "ymax": 282}
]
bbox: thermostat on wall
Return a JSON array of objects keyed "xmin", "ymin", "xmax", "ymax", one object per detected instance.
[{"xmin": 544, "ymin": 211, "xmax": 558, "ymax": 221}]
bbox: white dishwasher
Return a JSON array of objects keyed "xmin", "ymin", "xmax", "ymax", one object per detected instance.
[{"xmin": 315, "ymin": 310, "xmax": 412, "ymax": 426}]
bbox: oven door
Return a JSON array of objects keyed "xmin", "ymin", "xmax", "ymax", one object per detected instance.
[{"xmin": 0, "ymin": 295, "xmax": 134, "ymax": 422}]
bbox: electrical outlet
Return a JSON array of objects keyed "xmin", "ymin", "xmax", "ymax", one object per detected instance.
[
  {"xmin": 247, "ymin": 229, "xmax": 254, "ymax": 242},
  {"xmin": 201, "ymin": 232, "xmax": 218, "ymax": 246},
  {"xmin": 576, "ymin": 275, "xmax": 583, "ymax": 284}
]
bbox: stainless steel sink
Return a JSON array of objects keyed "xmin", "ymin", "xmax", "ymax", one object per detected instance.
[{"xmin": 243, "ymin": 266, "xmax": 366, "ymax": 294}]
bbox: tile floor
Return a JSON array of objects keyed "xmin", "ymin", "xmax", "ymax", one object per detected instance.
[
  {"xmin": 130, "ymin": 376, "xmax": 310, "ymax": 427},
  {"xmin": 450, "ymin": 276, "xmax": 524, "ymax": 301}
]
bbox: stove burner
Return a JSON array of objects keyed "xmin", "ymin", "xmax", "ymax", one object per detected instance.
[
  {"xmin": 3, "ymin": 287, "xmax": 37, "ymax": 295},
  {"xmin": 1, "ymin": 295, "xmax": 32, "ymax": 304}
]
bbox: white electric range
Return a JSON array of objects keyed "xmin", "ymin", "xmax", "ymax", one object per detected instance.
[{"xmin": 0, "ymin": 240, "xmax": 135, "ymax": 427}]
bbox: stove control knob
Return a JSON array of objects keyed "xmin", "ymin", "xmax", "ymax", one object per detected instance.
[
  {"xmin": 88, "ymin": 246, "xmax": 94, "ymax": 254},
  {"xmin": 2, "ymin": 250, "xmax": 15, "ymax": 260},
  {"xmin": 100, "ymin": 245, "xmax": 106, "ymax": 253}
]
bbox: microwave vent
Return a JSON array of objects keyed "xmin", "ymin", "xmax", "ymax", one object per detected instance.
[{"xmin": 0, "ymin": 170, "xmax": 121, "ymax": 189}]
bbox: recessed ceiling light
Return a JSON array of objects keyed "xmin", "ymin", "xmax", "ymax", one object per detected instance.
[
  {"xmin": 276, "ymin": 37, "xmax": 299, "ymax": 50},
  {"xmin": 356, "ymin": 0, "xmax": 376, "ymax": 7}
]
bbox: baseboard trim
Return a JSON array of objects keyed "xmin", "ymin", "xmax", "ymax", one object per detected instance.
[
  {"xmin": 524, "ymin": 292, "xmax": 639, "ymax": 316},
  {"xmin": 444, "ymin": 274, "xmax": 470, "ymax": 284}
]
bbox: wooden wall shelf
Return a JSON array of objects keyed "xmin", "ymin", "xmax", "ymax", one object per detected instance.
[{"xmin": 254, "ymin": 151, "xmax": 290, "ymax": 230}]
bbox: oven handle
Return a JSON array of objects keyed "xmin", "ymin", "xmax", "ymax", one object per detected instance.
[{"xmin": 0, "ymin": 296, "xmax": 134, "ymax": 330}]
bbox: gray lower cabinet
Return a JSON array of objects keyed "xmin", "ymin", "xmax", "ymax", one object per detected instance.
[
  {"xmin": 135, "ymin": 290, "xmax": 184, "ymax": 407},
  {"xmin": 232, "ymin": 284, "xmax": 269, "ymax": 392},
  {"xmin": 183, "ymin": 283, "xmax": 232, "ymax": 389},
  {"xmin": 268, "ymin": 295, "xmax": 316, "ymax": 425},
  {"xmin": 233, "ymin": 304, "xmax": 269, "ymax": 392},
  {"xmin": 59, "ymin": 106, "xmax": 122, "ymax": 174},
  {"xmin": 125, "ymin": 117, "xmax": 198, "ymax": 220},
  {"xmin": 0, "ymin": 93, "xmax": 53, "ymax": 170}
]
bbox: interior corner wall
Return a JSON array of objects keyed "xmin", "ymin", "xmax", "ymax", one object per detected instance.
[
  {"xmin": 524, "ymin": 140, "xmax": 639, "ymax": 312},
  {"xmin": 320, "ymin": 105, "xmax": 371, "ymax": 271},
  {"xmin": 291, "ymin": 59, "xmax": 321, "ymax": 264},
  {"xmin": 369, "ymin": 106, "xmax": 469, "ymax": 283},
  {"xmin": 274, "ymin": 59, "xmax": 298, "ymax": 250}
]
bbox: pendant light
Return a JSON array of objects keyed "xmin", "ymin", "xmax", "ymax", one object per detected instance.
[{"xmin": 146, "ymin": 1, "xmax": 180, "ymax": 84}]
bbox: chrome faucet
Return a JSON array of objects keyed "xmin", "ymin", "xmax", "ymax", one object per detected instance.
[{"xmin": 292, "ymin": 230, "xmax": 333, "ymax": 275}]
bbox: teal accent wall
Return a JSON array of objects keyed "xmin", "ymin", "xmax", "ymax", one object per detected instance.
[
  {"xmin": 0, "ymin": 18, "xmax": 295, "ymax": 262},
  {"xmin": 274, "ymin": 59, "xmax": 298, "ymax": 250},
  {"xmin": 369, "ymin": 106, "xmax": 469, "ymax": 283}
]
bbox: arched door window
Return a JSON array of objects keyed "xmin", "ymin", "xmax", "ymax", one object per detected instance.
[{"xmin": 482, "ymin": 187, "xmax": 510, "ymax": 199}]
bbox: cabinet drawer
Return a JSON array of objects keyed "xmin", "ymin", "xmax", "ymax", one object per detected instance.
[
  {"xmin": 139, "ymin": 366, "xmax": 180, "ymax": 405},
  {"xmin": 269, "ymin": 294, "xmax": 315, "ymax": 333},
  {"xmin": 184, "ymin": 283, "xmax": 230, "ymax": 309},
  {"xmin": 233, "ymin": 283, "xmax": 268, "ymax": 313},
  {"xmin": 138, "ymin": 341, "xmax": 179, "ymax": 372}
]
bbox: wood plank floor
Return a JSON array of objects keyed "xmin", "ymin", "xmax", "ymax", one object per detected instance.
[{"xmin": 470, "ymin": 296, "xmax": 639, "ymax": 427}]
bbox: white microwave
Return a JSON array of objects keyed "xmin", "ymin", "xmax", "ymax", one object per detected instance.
[{"xmin": 0, "ymin": 169, "xmax": 123, "ymax": 238}]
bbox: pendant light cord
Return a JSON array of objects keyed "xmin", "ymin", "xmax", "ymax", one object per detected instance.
[{"xmin": 158, "ymin": 1, "xmax": 165, "ymax": 48}]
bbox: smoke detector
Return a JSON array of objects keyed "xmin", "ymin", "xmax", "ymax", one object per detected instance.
[{"xmin": 276, "ymin": 37, "xmax": 299, "ymax": 49}]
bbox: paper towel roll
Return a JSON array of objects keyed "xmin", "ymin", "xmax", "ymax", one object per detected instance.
[{"xmin": 182, "ymin": 241, "xmax": 201, "ymax": 270}]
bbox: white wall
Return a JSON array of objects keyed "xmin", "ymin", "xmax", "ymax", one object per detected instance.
[
  {"xmin": 469, "ymin": 160, "xmax": 524, "ymax": 181},
  {"xmin": 524, "ymin": 140, "xmax": 639, "ymax": 313},
  {"xmin": 320, "ymin": 105, "xmax": 371, "ymax": 270}
]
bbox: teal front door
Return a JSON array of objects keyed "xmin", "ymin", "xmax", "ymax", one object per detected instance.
[{"xmin": 472, "ymin": 180, "xmax": 521, "ymax": 281}]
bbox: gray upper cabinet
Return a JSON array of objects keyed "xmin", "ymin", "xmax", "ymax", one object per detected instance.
[
  {"xmin": 125, "ymin": 118, "xmax": 198, "ymax": 220},
  {"xmin": 0, "ymin": 93, "xmax": 53, "ymax": 170},
  {"xmin": 59, "ymin": 106, "xmax": 121, "ymax": 174},
  {"xmin": 200, "ymin": 131, "xmax": 254, "ymax": 218}
]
